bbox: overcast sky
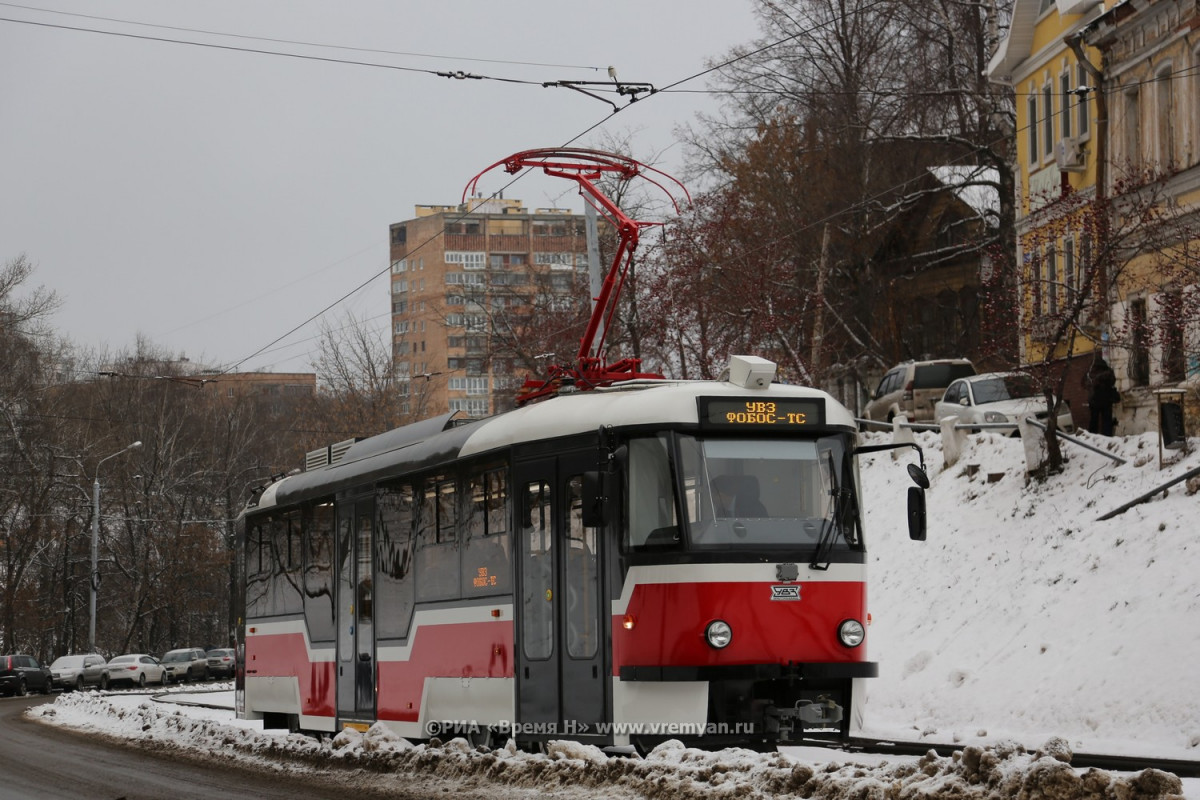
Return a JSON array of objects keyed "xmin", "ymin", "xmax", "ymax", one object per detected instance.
[{"xmin": 1, "ymin": 1, "xmax": 759, "ymax": 374}]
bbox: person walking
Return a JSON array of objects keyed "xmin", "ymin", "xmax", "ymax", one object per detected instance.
[{"xmin": 1087, "ymin": 356, "xmax": 1119, "ymax": 436}]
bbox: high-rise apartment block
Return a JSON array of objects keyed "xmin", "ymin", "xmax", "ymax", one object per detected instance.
[{"xmin": 388, "ymin": 197, "xmax": 591, "ymax": 419}]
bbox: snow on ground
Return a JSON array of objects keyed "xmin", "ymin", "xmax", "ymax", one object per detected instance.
[{"xmin": 29, "ymin": 429, "xmax": 1200, "ymax": 798}]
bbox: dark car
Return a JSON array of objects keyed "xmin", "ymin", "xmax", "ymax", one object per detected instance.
[
  {"xmin": 206, "ymin": 648, "xmax": 235, "ymax": 680},
  {"xmin": 0, "ymin": 654, "xmax": 54, "ymax": 696},
  {"xmin": 50, "ymin": 653, "xmax": 109, "ymax": 692}
]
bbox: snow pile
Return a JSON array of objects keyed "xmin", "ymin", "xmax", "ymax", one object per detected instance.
[{"xmin": 31, "ymin": 693, "xmax": 1186, "ymax": 798}]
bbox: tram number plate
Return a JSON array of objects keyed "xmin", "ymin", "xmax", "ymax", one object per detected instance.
[{"xmin": 770, "ymin": 585, "xmax": 801, "ymax": 601}]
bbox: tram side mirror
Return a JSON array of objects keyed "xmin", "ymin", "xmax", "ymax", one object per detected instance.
[
  {"xmin": 581, "ymin": 470, "xmax": 608, "ymax": 528},
  {"xmin": 907, "ymin": 463, "xmax": 930, "ymax": 489},
  {"xmin": 907, "ymin": 486, "xmax": 927, "ymax": 541}
]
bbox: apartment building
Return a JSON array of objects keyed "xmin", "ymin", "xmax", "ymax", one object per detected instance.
[{"xmin": 388, "ymin": 197, "xmax": 591, "ymax": 419}]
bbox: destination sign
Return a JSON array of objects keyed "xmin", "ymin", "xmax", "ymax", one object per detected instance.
[{"xmin": 699, "ymin": 397, "xmax": 825, "ymax": 428}]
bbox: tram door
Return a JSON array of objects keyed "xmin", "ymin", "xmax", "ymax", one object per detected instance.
[
  {"xmin": 514, "ymin": 453, "xmax": 606, "ymax": 736},
  {"xmin": 336, "ymin": 496, "xmax": 376, "ymax": 723}
]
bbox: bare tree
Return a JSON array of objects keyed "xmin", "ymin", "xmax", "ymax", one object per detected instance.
[
  {"xmin": 1021, "ymin": 167, "xmax": 1200, "ymax": 471},
  {"xmin": 310, "ymin": 312, "xmax": 423, "ymax": 439},
  {"xmin": 0, "ymin": 255, "xmax": 66, "ymax": 658},
  {"xmin": 674, "ymin": 0, "xmax": 1016, "ymax": 389}
]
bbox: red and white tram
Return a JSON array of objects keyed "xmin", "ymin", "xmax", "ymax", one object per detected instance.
[{"xmin": 236, "ymin": 355, "xmax": 927, "ymax": 750}]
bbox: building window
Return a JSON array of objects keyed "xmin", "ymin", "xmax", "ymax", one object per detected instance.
[
  {"xmin": 449, "ymin": 377, "xmax": 490, "ymax": 395},
  {"xmin": 1042, "ymin": 83, "xmax": 1054, "ymax": 161},
  {"xmin": 1130, "ymin": 297, "xmax": 1151, "ymax": 386},
  {"xmin": 533, "ymin": 252, "xmax": 579, "ymax": 270},
  {"xmin": 1076, "ymin": 63, "xmax": 1090, "ymax": 137},
  {"xmin": 391, "ymin": 259, "xmax": 407, "ymax": 274},
  {"xmin": 391, "ymin": 279, "xmax": 407, "ymax": 294},
  {"xmin": 450, "ymin": 398, "xmax": 490, "ymax": 417},
  {"xmin": 1160, "ymin": 290, "xmax": 1186, "ymax": 382},
  {"xmin": 1063, "ymin": 236, "xmax": 1076, "ymax": 308},
  {"xmin": 1156, "ymin": 66, "xmax": 1174, "ymax": 167},
  {"xmin": 1060, "ymin": 70, "xmax": 1073, "ymax": 139},
  {"xmin": 445, "ymin": 251, "xmax": 486, "ymax": 270},
  {"xmin": 444, "ymin": 220, "xmax": 482, "ymax": 235},
  {"xmin": 445, "ymin": 272, "xmax": 486, "ymax": 286},
  {"xmin": 1124, "ymin": 87, "xmax": 1141, "ymax": 170},
  {"xmin": 1027, "ymin": 93, "xmax": 1039, "ymax": 164},
  {"xmin": 1046, "ymin": 244, "xmax": 1058, "ymax": 315},
  {"xmin": 1029, "ymin": 246, "xmax": 1043, "ymax": 315}
]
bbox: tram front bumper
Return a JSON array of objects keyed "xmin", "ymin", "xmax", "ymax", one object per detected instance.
[{"xmin": 618, "ymin": 661, "xmax": 878, "ymax": 682}]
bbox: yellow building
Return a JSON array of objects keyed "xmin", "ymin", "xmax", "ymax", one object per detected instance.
[
  {"xmin": 989, "ymin": 0, "xmax": 1199, "ymax": 436},
  {"xmin": 1083, "ymin": 0, "xmax": 1200, "ymax": 435},
  {"xmin": 388, "ymin": 198, "xmax": 591, "ymax": 419}
]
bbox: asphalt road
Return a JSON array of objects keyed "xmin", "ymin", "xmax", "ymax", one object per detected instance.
[{"xmin": 0, "ymin": 693, "xmax": 419, "ymax": 799}]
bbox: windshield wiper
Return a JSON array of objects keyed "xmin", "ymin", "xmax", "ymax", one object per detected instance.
[{"xmin": 810, "ymin": 450, "xmax": 842, "ymax": 571}]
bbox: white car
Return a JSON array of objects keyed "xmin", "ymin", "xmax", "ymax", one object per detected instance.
[
  {"xmin": 934, "ymin": 372, "xmax": 1075, "ymax": 434},
  {"xmin": 106, "ymin": 653, "xmax": 169, "ymax": 688}
]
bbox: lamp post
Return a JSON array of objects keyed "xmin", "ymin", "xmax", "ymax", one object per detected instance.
[{"xmin": 90, "ymin": 440, "xmax": 142, "ymax": 652}]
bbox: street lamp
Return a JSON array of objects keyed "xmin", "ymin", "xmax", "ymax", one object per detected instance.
[{"xmin": 90, "ymin": 440, "xmax": 142, "ymax": 653}]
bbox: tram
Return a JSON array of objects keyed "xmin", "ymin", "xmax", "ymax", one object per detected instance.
[{"xmin": 236, "ymin": 354, "xmax": 928, "ymax": 750}]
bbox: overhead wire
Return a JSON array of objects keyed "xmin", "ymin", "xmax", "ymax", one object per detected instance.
[{"xmin": 0, "ymin": 1, "xmax": 605, "ymax": 71}]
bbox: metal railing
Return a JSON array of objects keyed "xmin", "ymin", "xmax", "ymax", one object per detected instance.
[{"xmin": 857, "ymin": 416, "xmax": 1127, "ymax": 465}]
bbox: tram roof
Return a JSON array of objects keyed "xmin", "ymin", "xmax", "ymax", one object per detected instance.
[
  {"xmin": 459, "ymin": 379, "xmax": 852, "ymax": 457},
  {"xmin": 254, "ymin": 379, "xmax": 853, "ymax": 511}
]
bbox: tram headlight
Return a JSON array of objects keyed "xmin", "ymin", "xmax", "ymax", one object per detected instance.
[
  {"xmin": 838, "ymin": 619, "xmax": 866, "ymax": 648},
  {"xmin": 705, "ymin": 619, "xmax": 733, "ymax": 649}
]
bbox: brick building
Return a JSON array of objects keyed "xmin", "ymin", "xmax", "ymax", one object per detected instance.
[{"xmin": 388, "ymin": 197, "xmax": 591, "ymax": 418}]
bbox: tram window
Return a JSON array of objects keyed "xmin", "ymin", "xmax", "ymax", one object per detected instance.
[
  {"xmin": 416, "ymin": 475, "xmax": 460, "ymax": 603},
  {"xmin": 462, "ymin": 466, "xmax": 511, "ymax": 596},
  {"xmin": 430, "ymin": 477, "xmax": 457, "ymax": 544},
  {"xmin": 376, "ymin": 484, "xmax": 415, "ymax": 639},
  {"xmin": 303, "ymin": 502, "xmax": 336, "ymax": 643},
  {"xmin": 675, "ymin": 435, "xmax": 856, "ymax": 549},
  {"xmin": 566, "ymin": 476, "xmax": 599, "ymax": 659},
  {"xmin": 521, "ymin": 481, "xmax": 553, "ymax": 660},
  {"xmin": 246, "ymin": 519, "xmax": 270, "ymax": 618},
  {"xmin": 275, "ymin": 512, "xmax": 303, "ymax": 615},
  {"xmin": 286, "ymin": 513, "xmax": 301, "ymax": 569},
  {"xmin": 625, "ymin": 435, "xmax": 679, "ymax": 549},
  {"xmin": 356, "ymin": 514, "xmax": 373, "ymax": 623}
]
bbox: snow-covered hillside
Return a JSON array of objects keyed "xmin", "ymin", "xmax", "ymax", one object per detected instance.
[{"xmin": 859, "ymin": 429, "xmax": 1200, "ymax": 762}]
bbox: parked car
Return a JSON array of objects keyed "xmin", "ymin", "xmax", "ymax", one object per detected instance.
[
  {"xmin": 49, "ymin": 653, "xmax": 109, "ymax": 692},
  {"xmin": 160, "ymin": 647, "xmax": 209, "ymax": 682},
  {"xmin": 0, "ymin": 654, "xmax": 54, "ymax": 696},
  {"xmin": 106, "ymin": 654, "xmax": 169, "ymax": 687},
  {"xmin": 864, "ymin": 359, "xmax": 977, "ymax": 423},
  {"xmin": 206, "ymin": 648, "xmax": 236, "ymax": 680},
  {"xmin": 934, "ymin": 372, "xmax": 1075, "ymax": 434}
]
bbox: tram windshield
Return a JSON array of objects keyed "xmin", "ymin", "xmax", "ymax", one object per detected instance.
[{"xmin": 625, "ymin": 433, "xmax": 860, "ymax": 552}]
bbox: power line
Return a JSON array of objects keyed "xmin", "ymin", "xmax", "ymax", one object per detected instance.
[{"xmin": 0, "ymin": 2, "xmax": 604, "ymax": 72}]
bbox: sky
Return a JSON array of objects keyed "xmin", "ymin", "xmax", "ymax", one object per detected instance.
[
  {"xmin": 28, "ymin": 427, "xmax": 1200, "ymax": 798},
  {"xmin": 0, "ymin": 1, "xmax": 760, "ymax": 374}
]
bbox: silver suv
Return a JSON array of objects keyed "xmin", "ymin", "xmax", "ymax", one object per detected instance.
[
  {"xmin": 160, "ymin": 647, "xmax": 209, "ymax": 682},
  {"xmin": 864, "ymin": 359, "xmax": 976, "ymax": 423}
]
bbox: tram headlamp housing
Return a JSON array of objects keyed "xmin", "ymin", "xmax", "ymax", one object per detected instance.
[
  {"xmin": 705, "ymin": 619, "xmax": 733, "ymax": 649},
  {"xmin": 838, "ymin": 619, "xmax": 866, "ymax": 648}
]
